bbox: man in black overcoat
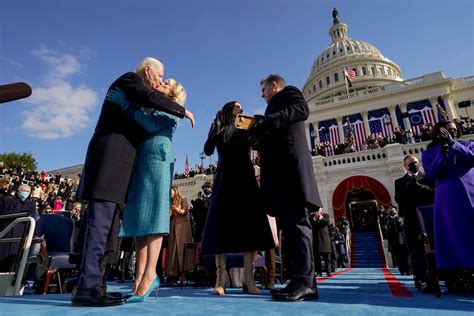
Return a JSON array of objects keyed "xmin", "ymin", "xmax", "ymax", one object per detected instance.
[
  {"xmin": 250, "ymin": 74, "xmax": 322, "ymax": 301},
  {"xmin": 394, "ymin": 154, "xmax": 434, "ymax": 291},
  {"xmin": 72, "ymin": 57, "xmax": 194, "ymax": 307}
]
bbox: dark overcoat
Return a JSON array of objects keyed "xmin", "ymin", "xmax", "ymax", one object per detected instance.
[
  {"xmin": 257, "ymin": 86, "xmax": 322, "ymax": 215},
  {"xmin": 200, "ymin": 132, "xmax": 275, "ymax": 255},
  {"xmin": 394, "ymin": 172, "xmax": 434, "ymax": 245},
  {"xmin": 77, "ymin": 72, "xmax": 185, "ymax": 204}
]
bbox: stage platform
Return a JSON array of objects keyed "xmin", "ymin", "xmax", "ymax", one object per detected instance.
[{"xmin": 0, "ymin": 268, "xmax": 472, "ymax": 315}]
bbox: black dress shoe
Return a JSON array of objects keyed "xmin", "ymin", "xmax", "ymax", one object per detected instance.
[
  {"xmin": 71, "ymin": 286, "xmax": 125, "ymax": 307},
  {"xmin": 272, "ymin": 283, "xmax": 319, "ymax": 302},
  {"xmin": 269, "ymin": 281, "xmax": 297, "ymax": 295}
]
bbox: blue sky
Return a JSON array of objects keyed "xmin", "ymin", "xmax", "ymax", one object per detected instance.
[{"xmin": 1, "ymin": 0, "xmax": 473, "ymax": 173}]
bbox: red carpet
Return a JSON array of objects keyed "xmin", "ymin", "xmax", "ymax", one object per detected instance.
[
  {"xmin": 316, "ymin": 268, "xmax": 353, "ymax": 283},
  {"xmin": 382, "ymin": 267, "xmax": 413, "ymax": 297}
]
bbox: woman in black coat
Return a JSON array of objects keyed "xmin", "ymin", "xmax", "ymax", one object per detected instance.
[{"xmin": 201, "ymin": 101, "xmax": 274, "ymax": 296}]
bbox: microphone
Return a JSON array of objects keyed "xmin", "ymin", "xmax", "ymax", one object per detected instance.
[{"xmin": 0, "ymin": 82, "xmax": 32, "ymax": 104}]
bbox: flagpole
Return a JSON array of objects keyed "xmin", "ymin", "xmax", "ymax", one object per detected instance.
[{"xmin": 343, "ymin": 66, "xmax": 349, "ymax": 97}]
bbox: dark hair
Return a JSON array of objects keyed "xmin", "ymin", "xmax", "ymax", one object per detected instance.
[
  {"xmin": 218, "ymin": 101, "xmax": 239, "ymax": 127},
  {"xmin": 427, "ymin": 120, "xmax": 462, "ymax": 149},
  {"xmin": 403, "ymin": 154, "xmax": 417, "ymax": 163},
  {"xmin": 260, "ymin": 74, "xmax": 286, "ymax": 88}
]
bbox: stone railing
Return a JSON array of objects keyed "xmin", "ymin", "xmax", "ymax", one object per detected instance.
[
  {"xmin": 320, "ymin": 146, "xmax": 389, "ymax": 168},
  {"xmin": 463, "ymin": 75, "xmax": 474, "ymax": 85},
  {"xmin": 312, "ymin": 72, "xmax": 447, "ymax": 107}
]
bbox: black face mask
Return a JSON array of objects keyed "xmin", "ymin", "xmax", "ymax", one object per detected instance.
[
  {"xmin": 407, "ymin": 162, "xmax": 419, "ymax": 174},
  {"xmin": 202, "ymin": 188, "xmax": 211, "ymax": 195}
]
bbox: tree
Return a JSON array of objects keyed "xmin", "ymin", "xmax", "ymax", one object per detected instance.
[{"xmin": 0, "ymin": 151, "xmax": 38, "ymax": 172}]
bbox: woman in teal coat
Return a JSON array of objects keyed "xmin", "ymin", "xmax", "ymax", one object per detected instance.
[{"xmin": 106, "ymin": 79, "xmax": 186, "ymax": 302}]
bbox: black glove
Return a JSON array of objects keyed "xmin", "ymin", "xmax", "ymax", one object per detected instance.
[
  {"xmin": 438, "ymin": 127, "xmax": 455, "ymax": 154},
  {"xmin": 208, "ymin": 112, "xmax": 222, "ymax": 140},
  {"xmin": 250, "ymin": 114, "xmax": 270, "ymax": 138},
  {"xmin": 438, "ymin": 127, "xmax": 455, "ymax": 146}
]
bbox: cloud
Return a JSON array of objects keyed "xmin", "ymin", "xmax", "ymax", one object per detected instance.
[{"xmin": 21, "ymin": 46, "xmax": 99, "ymax": 139}]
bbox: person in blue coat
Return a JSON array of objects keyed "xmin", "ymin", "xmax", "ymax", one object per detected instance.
[
  {"xmin": 106, "ymin": 79, "xmax": 186, "ymax": 303},
  {"xmin": 422, "ymin": 121, "xmax": 474, "ymax": 270}
]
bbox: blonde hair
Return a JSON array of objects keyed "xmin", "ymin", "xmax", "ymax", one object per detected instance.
[
  {"xmin": 171, "ymin": 185, "xmax": 182, "ymax": 207},
  {"xmin": 165, "ymin": 79, "xmax": 187, "ymax": 106}
]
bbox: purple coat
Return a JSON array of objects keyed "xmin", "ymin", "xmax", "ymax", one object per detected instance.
[{"xmin": 422, "ymin": 140, "xmax": 474, "ymax": 269}]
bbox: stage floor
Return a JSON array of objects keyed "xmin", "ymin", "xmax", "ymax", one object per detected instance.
[{"xmin": 0, "ymin": 268, "xmax": 472, "ymax": 315}]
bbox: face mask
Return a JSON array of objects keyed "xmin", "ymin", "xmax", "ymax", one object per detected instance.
[
  {"xmin": 448, "ymin": 130, "xmax": 457, "ymax": 140},
  {"xmin": 407, "ymin": 162, "xmax": 419, "ymax": 174},
  {"xmin": 202, "ymin": 188, "xmax": 211, "ymax": 195},
  {"xmin": 18, "ymin": 191, "xmax": 29, "ymax": 199}
]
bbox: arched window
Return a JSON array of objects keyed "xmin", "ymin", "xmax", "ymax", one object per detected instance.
[
  {"xmin": 319, "ymin": 80, "xmax": 323, "ymax": 89},
  {"xmin": 326, "ymin": 76, "xmax": 330, "ymax": 85},
  {"xmin": 334, "ymin": 73, "xmax": 339, "ymax": 82},
  {"xmin": 371, "ymin": 66, "xmax": 376, "ymax": 75},
  {"xmin": 362, "ymin": 67, "xmax": 367, "ymax": 76}
]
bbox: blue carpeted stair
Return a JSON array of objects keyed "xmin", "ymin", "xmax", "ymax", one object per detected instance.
[{"xmin": 352, "ymin": 232, "xmax": 383, "ymax": 268}]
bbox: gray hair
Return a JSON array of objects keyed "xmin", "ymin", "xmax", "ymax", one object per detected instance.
[
  {"xmin": 18, "ymin": 183, "xmax": 31, "ymax": 192},
  {"xmin": 135, "ymin": 57, "xmax": 163, "ymax": 74}
]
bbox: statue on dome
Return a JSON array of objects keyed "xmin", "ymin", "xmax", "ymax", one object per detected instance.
[{"xmin": 332, "ymin": 8, "xmax": 340, "ymax": 25}]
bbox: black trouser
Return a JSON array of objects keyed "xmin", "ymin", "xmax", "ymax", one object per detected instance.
[
  {"xmin": 278, "ymin": 207, "xmax": 314, "ymax": 287},
  {"xmin": 404, "ymin": 223, "xmax": 428, "ymax": 283},
  {"xmin": 77, "ymin": 199, "xmax": 117, "ymax": 290}
]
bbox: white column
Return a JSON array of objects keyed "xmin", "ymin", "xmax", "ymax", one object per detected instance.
[
  {"xmin": 336, "ymin": 116, "xmax": 345, "ymax": 142},
  {"xmin": 399, "ymin": 102, "xmax": 411, "ymax": 132},
  {"xmin": 429, "ymin": 97, "xmax": 440, "ymax": 122},
  {"xmin": 388, "ymin": 105, "xmax": 399, "ymax": 129},
  {"xmin": 442, "ymin": 94, "xmax": 458, "ymax": 119},
  {"xmin": 361, "ymin": 111, "xmax": 371, "ymax": 136},
  {"xmin": 314, "ymin": 121, "xmax": 320, "ymax": 144},
  {"xmin": 305, "ymin": 122, "xmax": 312, "ymax": 149}
]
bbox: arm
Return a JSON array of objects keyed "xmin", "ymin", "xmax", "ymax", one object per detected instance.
[
  {"xmin": 446, "ymin": 141, "xmax": 474, "ymax": 168},
  {"xmin": 107, "ymin": 88, "xmax": 177, "ymax": 133},
  {"xmin": 264, "ymin": 86, "xmax": 309, "ymax": 130},
  {"xmin": 116, "ymin": 72, "xmax": 185, "ymax": 119},
  {"xmin": 422, "ymin": 149, "xmax": 447, "ymax": 181},
  {"xmin": 203, "ymin": 123, "xmax": 218, "ymax": 156}
]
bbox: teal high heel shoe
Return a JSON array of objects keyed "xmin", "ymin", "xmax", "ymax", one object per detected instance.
[{"xmin": 126, "ymin": 276, "xmax": 160, "ymax": 303}]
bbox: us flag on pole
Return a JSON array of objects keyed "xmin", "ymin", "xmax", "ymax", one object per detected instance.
[
  {"xmin": 184, "ymin": 154, "xmax": 190, "ymax": 177},
  {"xmin": 318, "ymin": 119, "xmax": 340, "ymax": 156},
  {"xmin": 344, "ymin": 67, "xmax": 357, "ymax": 87},
  {"xmin": 407, "ymin": 100, "xmax": 437, "ymax": 135}
]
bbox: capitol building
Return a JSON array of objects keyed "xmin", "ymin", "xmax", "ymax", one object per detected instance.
[{"xmin": 172, "ymin": 10, "xmax": 474, "ymax": 228}]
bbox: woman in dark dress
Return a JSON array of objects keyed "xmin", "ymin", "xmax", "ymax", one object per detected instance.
[{"xmin": 201, "ymin": 101, "xmax": 275, "ymax": 296}]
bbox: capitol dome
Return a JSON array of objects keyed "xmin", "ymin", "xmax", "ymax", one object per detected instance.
[{"xmin": 304, "ymin": 12, "xmax": 403, "ymax": 102}]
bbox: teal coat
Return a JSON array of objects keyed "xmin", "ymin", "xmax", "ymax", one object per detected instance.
[{"xmin": 118, "ymin": 103, "xmax": 178, "ymax": 237}]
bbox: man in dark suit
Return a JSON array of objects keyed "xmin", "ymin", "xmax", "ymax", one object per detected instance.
[
  {"xmin": 72, "ymin": 57, "xmax": 194, "ymax": 307},
  {"xmin": 250, "ymin": 74, "xmax": 322, "ymax": 302},
  {"xmin": 394, "ymin": 154, "xmax": 434, "ymax": 291}
]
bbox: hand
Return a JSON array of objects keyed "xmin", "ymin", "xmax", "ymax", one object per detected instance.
[
  {"xmin": 250, "ymin": 114, "xmax": 269, "ymax": 138},
  {"xmin": 438, "ymin": 127, "xmax": 455, "ymax": 147},
  {"xmin": 185, "ymin": 109, "xmax": 195, "ymax": 128},
  {"xmin": 106, "ymin": 87, "xmax": 128, "ymax": 107}
]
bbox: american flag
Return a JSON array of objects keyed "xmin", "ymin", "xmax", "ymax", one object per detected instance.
[
  {"xmin": 343, "ymin": 114, "xmax": 366, "ymax": 151},
  {"xmin": 318, "ymin": 119, "xmax": 340, "ymax": 156},
  {"xmin": 368, "ymin": 108, "xmax": 394, "ymax": 138},
  {"xmin": 184, "ymin": 154, "xmax": 190, "ymax": 177},
  {"xmin": 407, "ymin": 100, "xmax": 437, "ymax": 135},
  {"xmin": 344, "ymin": 67, "xmax": 357, "ymax": 87}
]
